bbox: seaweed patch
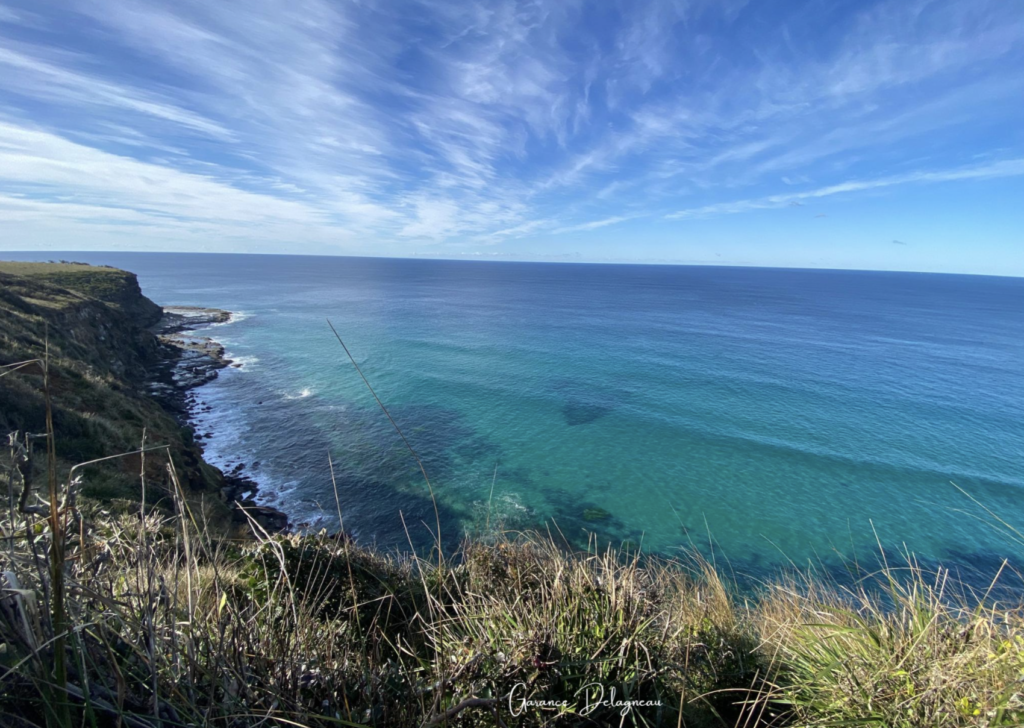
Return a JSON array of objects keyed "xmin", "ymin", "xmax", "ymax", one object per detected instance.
[{"xmin": 562, "ymin": 400, "xmax": 611, "ymax": 426}]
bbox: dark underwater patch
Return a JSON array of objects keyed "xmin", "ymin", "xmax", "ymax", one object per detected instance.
[
  {"xmin": 551, "ymin": 377, "xmax": 624, "ymax": 427},
  {"xmin": 495, "ymin": 464, "xmax": 533, "ymax": 486},
  {"xmin": 309, "ymin": 466, "xmax": 467, "ymax": 554},
  {"xmin": 539, "ymin": 498, "xmax": 638, "ymax": 552},
  {"xmin": 562, "ymin": 400, "xmax": 611, "ymax": 426},
  {"xmin": 452, "ymin": 434, "xmax": 501, "ymax": 462},
  {"xmin": 583, "ymin": 506, "xmax": 612, "ymax": 522}
]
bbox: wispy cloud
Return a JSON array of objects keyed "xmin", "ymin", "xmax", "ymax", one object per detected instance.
[
  {"xmin": 0, "ymin": 0, "xmax": 1020, "ymax": 259},
  {"xmin": 0, "ymin": 121, "xmax": 347, "ymax": 251},
  {"xmin": 553, "ymin": 216, "xmax": 632, "ymax": 234},
  {"xmin": 667, "ymin": 159, "xmax": 1024, "ymax": 219},
  {"xmin": 0, "ymin": 46, "xmax": 233, "ymax": 139}
]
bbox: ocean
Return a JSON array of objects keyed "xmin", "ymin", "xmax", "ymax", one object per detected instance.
[{"xmin": 7, "ymin": 252, "xmax": 1024, "ymax": 582}]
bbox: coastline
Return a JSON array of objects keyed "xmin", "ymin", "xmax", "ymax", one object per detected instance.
[
  {"xmin": 150, "ymin": 305, "xmax": 289, "ymax": 532},
  {"xmin": 3, "ymin": 262, "xmax": 1023, "ymax": 726}
]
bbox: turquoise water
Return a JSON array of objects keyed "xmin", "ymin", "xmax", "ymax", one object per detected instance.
[{"xmin": 8, "ymin": 252, "xmax": 1024, "ymax": 581}]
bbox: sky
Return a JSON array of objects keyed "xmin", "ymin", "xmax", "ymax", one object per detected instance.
[{"xmin": 0, "ymin": 0, "xmax": 1022, "ymax": 274}]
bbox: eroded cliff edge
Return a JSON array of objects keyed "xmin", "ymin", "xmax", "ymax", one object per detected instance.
[{"xmin": 0, "ymin": 261, "xmax": 285, "ymax": 532}]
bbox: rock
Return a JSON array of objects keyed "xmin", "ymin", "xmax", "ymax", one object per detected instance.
[
  {"xmin": 142, "ymin": 301, "xmax": 292, "ymax": 535},
  {"xmin": 243, "ymin": 505, "xmax": 289, "ymax": 533}
]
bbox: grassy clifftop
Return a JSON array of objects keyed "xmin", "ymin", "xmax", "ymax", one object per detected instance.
[
  {"xmin": 0, "ymin": 261, "xmax": 225, "ymax": 517},
  {"xmin": 1, "ymin": 507, "xmax": 1021, "ymax": 727},
  {"xmin": 0, "ymin": 261, "xmax": 162, "ymax": 325}
]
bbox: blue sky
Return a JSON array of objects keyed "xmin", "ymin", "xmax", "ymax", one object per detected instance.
[{"xmin": 0, "ymin": 0, "xmax": 1022, "ymax": 274}]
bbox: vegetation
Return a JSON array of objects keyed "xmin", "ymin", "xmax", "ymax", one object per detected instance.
[
  {"xmin": 0, "ymin": 261, "xmax": 161, "ymax": 323},
  {"xmin": 0, "ymin": 263, "xmax": 227, "ymax": 522},
  {"xmin": 759, "ymin": 566, "xmax": 1024, "ymax": 726},
  {"xmin": 1, "ymin": 261, "xmax": 1022, "ymax": 726},
  {"xmin": 1, "ymin": 446, "xmax": 1022, "ymax": 727}
]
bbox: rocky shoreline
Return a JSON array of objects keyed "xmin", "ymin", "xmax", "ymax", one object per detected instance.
[{"xmin": 149, "ymin": 306, "xmax": 289, "ymax": 533}]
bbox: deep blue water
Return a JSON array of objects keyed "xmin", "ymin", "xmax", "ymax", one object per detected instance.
[{"xmin": 7, "ymin": 252, "xmax": 1024, "ymax": 582}]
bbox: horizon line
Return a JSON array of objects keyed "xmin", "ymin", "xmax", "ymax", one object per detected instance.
[{"xmin": 1, "ymin": 249, "xmax": 1021, "ymax": 280}]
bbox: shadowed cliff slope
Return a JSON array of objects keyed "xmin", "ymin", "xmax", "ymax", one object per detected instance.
[{"xmin": 0, "ymin": 261, "xmax": 225, "ymax": 517}]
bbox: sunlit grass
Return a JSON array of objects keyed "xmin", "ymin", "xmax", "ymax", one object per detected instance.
[{"xmin": 2, "ymin": 444, "xmax": 1022, "ymax": 727}]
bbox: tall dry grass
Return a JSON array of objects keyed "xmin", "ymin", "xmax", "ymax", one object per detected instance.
[
  {"xmin": 758, "ymin": 558, "xmax": 1024, "ymax": 726},
  {"xmin": 3, "ymin": 435, "xmax": 1023, "ymax": 727},
  {"xmin": 0, "ymin": 446, "xmax": 771, "ymax": 727},
  {"xmin": 3, "ymin": 342, "xmax": 1023, "ymax": 727}
]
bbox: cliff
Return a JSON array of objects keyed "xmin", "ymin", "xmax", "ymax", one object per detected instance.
[
  {"xmin": 0, "ymin": 261, "xmax": 227, "ymax": 520},
  {"xmin": 0, "ymin": 260, "xmax": 162, "ymax": 325}
]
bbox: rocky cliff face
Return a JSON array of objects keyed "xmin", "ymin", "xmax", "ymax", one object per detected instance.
[
  {"xmin": 83, "ymin": 267, "xmax": 164, "ymax": 327},
  {"xmin": 0, "ymin": 262, "xmax": 228, "ymax": 522},
  {"xmin": 0, "ymin": 271, "xmax": 162, "ymax": 379}
]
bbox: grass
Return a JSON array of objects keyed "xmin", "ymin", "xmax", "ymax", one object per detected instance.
[
  {"xmin": 0, "ymin": 461, "xmax": 765, "ymax": 727},
  {"xmin": 758, "ymin": 562, "xmax": 1024, "ymax": 726},
  {"xmin": 0, "ymin": 262, "xmax": 122, "ymax": 307},
  {"xmin": 2, "ymin": 431, "xmax": 1022, "ymax": 726},
  {"xmin": 0, "ymin": 263, "xmax": 228, "ymax": 526}
]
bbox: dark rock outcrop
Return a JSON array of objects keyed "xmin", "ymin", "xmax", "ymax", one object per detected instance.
[{"xmin": 0, "ymin": 262, "xmax": 287, "ymax": 533}]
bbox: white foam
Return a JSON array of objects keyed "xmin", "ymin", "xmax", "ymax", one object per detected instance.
[
  {"xmin": 227, "ymin": 354, "xmax": 259, "ymax": 369},
  {"xmin": 498, "ymin": 492, "xmax": 529, "ymax": 512},
  {"xmin": 285, "ymin": 387, "xmax": 314, "ymax": 400},
  {"xmin": 206, "ymin": 310, "xmax": 252, "ymax": 327},
  {"xmin": 172, "ymin": 309, "xmax": 216, "ymax": 321},
  {"xmin": 194, "ymin": 427, "xmax": 298, "ymax": 509}
]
